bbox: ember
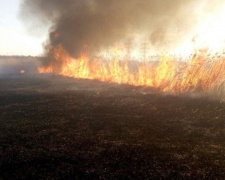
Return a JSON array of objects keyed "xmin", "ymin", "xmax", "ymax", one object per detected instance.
[{"xmin": 20, "ymin": 70, "xmax": 25, "ymax": 74}]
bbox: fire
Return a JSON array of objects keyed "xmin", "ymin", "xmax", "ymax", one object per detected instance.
[
  {"xmin": 38, "ymin": 44, "xmax": 225, "ymax": 98},
  {"xmin": 20, "ymin": 70, "xmax": 25, "ymax": 74},
  {"xmin": 38, "ymin": 4, "xmax": 225, "ymax": 98},
  {"xmin": 38, "ymin": 66, "xmax": 53, "ymax": 73}
]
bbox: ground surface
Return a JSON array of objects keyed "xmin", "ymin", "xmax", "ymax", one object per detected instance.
[{"xmin": 1, "ymin": 74, "xmax": 225, "ymax": 179}]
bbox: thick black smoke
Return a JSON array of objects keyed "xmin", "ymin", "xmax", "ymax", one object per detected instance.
[{"xmin": 20, "ymin": 0, "xmax": 223, "ymax": 58}]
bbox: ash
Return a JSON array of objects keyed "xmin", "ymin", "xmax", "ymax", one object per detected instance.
[{"xmin": 1, "ymin": 74, "xmax": 225, "ymax": 179}]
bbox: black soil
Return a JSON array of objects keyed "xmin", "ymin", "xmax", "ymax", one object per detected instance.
[{"xmin": 1, "ymin": 74, "xmax": 225, "ymax": 179}]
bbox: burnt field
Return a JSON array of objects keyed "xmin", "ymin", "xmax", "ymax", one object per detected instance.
[{"xmin": 1, "ymin": 74, "xmax": 225, "ymax": 179}]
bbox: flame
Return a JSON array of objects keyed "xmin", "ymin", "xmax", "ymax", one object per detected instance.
[
  {"xmin": 38, "ymin": 66, "xmax": 53, "ymax": 73},
  {"xmin": 20, "ymin": 70, "xmax": 25, "ymax": 74},
  {"xmin": 38, "ymin": 4, "xmax": 225, "ymax": 98},
  {"xmin": 38, "ymin": 44, "xmax": 225, "ymax": 98}
]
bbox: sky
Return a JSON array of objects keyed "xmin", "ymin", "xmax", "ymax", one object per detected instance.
[
  {"xmin": 0, "ymin": 0, "xmax": 47, "ymax": 56},
  {"xmin": 1, "ymin": 0, "xmax": 225, "ymax": 57}
]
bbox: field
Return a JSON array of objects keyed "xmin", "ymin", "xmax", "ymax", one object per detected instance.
[{"xmin": 1, "ymin": 74, "xmax": 225, "ymax": 179}]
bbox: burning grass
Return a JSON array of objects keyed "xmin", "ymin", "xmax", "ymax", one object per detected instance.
[
  {"xmin": 1, "ymin": 74, "xmax": 225, "ymax": 178},
  {"xmin": 38, "ymin": 45, "xmax": 225, "ymax": 100}
]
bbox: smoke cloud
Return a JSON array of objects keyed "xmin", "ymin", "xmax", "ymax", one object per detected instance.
[{"xmin": 20, "ymin": 0, "xmax": 224, "ymax": 58}]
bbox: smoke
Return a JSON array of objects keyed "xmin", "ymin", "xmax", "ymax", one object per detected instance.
[{"xmin": 20, "ymin": 0, "xmax": 224, "ymax": 58}]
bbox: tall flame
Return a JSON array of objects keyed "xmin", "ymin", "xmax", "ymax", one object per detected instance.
[
  {"xmin": 38, "ymin": 44, "xmax": 225, "ymax": 98},
  {"xmin": 38, "ymin": 4, "xmax": 225, "ymax": 99}
]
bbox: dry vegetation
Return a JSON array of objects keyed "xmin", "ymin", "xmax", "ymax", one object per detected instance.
[{"xmin": 1, "ymin": 74, "xmax": 225, "ymax": 179}]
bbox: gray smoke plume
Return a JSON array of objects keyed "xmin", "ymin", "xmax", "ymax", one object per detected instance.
[{"xmin": 20, "ymin": 0, "xmax": 224, "ymax": 58}]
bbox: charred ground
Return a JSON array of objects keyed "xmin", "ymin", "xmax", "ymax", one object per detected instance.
[{"xmin": 1, "ymin": 74, "xmax": 225, "ymax": 179}]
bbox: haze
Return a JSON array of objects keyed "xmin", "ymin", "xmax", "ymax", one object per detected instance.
[{"xmin": 0, "ymin": 0, "xmax": 47, "ymax": 56}]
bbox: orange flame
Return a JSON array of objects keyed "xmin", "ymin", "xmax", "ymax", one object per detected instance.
[
  {"xmin": 20, "ymin": 70, "xmax": 25, "ymax": 74},
  {"xmin": 38, "ymin": 44, "xmax": 225, "ymax": 98},
  {"xmin": 37, "ymin": 3, "xmax": 225, "ymax": 99}
]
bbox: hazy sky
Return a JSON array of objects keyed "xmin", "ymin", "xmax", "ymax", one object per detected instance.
[{"xmin": 0, "ymin": 0, "xmax": 46, "ymax": 56}]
